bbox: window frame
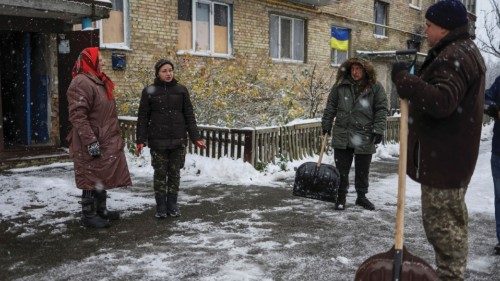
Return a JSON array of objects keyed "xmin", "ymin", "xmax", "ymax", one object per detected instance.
[
  {"xmin": 97, "ymin": 0, "xmax": 131, "ymax": 50},
  {"xmin": 373, "ymin": 0, "xmax": 388, "ymax": 37},
  {"xmin": 330, "ymin": 26, "xmax": 350, "ymax": 67},
  {"xmin": 269, "ymin": 14, "xmax": 305, "ymax": 63},
  {"xmin": 177, "ymin": 0, "xmax": 233, "ymax": 57},
  {"xmin": 409, "ymin": 0, "xmax": 421, "ymax": 10}
]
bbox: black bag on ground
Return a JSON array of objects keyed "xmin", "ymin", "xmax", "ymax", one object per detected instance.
[{"xmin": 293, "ymin": 135, "xmax": 340, "ymax": 203}]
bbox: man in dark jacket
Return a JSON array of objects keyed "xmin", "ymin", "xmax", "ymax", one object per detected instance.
[
  {"xmin": 484, "ymin": 75, "xmax": 500, "ymax": 255},
  {"xmin": 322, "ymin": 57, "xmax": 387, "ymax": 211},
  {"xmin": 391, "ymin": 1, "xmax": 486, "ymax": 279},
  {"xmin": 136, "ymin": 59, "xmax": 206, "ymax": 218}
]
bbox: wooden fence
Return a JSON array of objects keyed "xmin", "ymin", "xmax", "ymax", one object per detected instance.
[{"xmin": 119, "ymin": 116, "xmax": 400, "ymax": 167}]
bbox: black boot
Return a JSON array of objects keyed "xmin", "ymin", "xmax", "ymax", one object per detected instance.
[
  {"xmin": 495, "ymin": 243, "xmax": 500, "ymax": 255},
  {"xmin": 167, "ymin": 193, "xmax": 181, "ymax": 217},
  {"xmin": 155, "ymin": 193, "xmax": 168, "ymax": 219},
  {"xmin": 355, "ymin": 193, "xmax": 375, "ymax": 210},
  {"xmin": 95, "ymin": 190, "xmax": 120, "ymax": 220},
  {"xmin": 81, "ymin": 190, "xmax": 110, "ymax": 228},
  {"xmin": 334, "ymin": 191, "xmax": 347, "ymax": 210}
]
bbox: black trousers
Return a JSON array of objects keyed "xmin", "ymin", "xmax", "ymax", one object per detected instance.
[{"xmin": 334, "ymin": 148, "xmax": 372, "ymax": 195}]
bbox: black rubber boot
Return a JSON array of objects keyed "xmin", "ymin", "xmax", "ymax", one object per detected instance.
[
  {"xmin": 334, "ymin": 191, "xmax": 347, "ymax": 210},
  {"xmin": 355, "ymin": 193, "xmax": 375, "ymax": 210},
  {"xmin": 155, "ymin": 193, "xmax": 168, "ymax": 219},
  {"xmin": 81, "ymin": 190, "xmax": 110, "ymax": 228},
  {"xmin": 166, "ymin": 193, "xmax": 181, "ymax": 217},
  {"xmin": 495, "ymin": 243, "xmax": 500, "ymax": 255},
  {"xmin": 95, "ymin": 190, "xmax": 120, "ymax": 220}
]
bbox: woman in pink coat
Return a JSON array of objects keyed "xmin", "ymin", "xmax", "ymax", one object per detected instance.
[{"xmin": 66, "ymin": 47, "xmax": 132, "ymax": 228}]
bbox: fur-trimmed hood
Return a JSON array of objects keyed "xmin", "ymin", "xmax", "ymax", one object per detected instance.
[{"xmin": 335, "ymin": 57, "xmax": 377, "ymax": 87}]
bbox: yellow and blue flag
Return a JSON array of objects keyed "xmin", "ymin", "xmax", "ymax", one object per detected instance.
[{"xmin": 330, "ymin": 27, "xmax": 349, "ymax": 51}]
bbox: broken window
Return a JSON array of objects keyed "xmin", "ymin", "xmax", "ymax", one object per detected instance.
[
  {"xmin": 177, "ymin": 0, "xmax": 232, "ymax": 56},
  {"xmin": 99, "ymin": 0, "xmax": 130, "ymax": 49}
]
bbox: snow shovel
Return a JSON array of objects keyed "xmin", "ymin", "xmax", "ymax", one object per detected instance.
[
  {"xmin": 354, "ymin": 50, "xmax": 438, "ymax": 281},
  {"xmin": 293, "ymin": 134, "xmax": 339, "ymax": 203}
]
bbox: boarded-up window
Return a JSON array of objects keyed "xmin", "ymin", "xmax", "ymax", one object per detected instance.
[
  {"xmin": 269, "ymin": 14, "xmax": 305, "ymax": 61},
  {"xmin": 102, "ymin": 0, "xmax": 126, "ymax": 44},
  {"xmin": 177, "ymin": 0, "xmax": 232, "ymax": 55}
]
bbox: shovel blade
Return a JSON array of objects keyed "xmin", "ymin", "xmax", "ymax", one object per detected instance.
[{"xmin": 355, "ymin": 246, "xmax": 439, "ymax": 281}]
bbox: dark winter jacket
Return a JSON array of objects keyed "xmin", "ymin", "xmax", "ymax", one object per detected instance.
[
  {"xmin": 67, "ymin": 73, "xmax": 132, "ymax": 189},
  {"xmin": 485, "ymin": 75, "xmax": 500, "ymax": 156},
  {"xmin": 392, "ymin": 25, "xmax": 486, "ymax": 189},
  {"xmin": 322, "ymin": 57, "xmax": 388, "ymax": 154},
  {"xmin": 136, "ymin": 78, "xmax": 201, "ymax": 150}
]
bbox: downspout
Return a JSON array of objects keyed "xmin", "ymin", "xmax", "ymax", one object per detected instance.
[
  {"xmin": 264, "ymin": 0, "xmax": 422, "ymax": 37},
  {"xmin": 23, "ymin": 32, "xmax": 31, "ymax": 146}
]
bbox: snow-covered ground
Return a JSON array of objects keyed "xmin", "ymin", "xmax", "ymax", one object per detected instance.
[{"xmin": 0, "ymin": 122, "xmax": 498, "ymax": 280}]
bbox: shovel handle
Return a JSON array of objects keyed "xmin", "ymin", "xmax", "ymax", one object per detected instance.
[
  {"xmin": 394, "ymin": 99, "xmax": 409, "ymax": 250},
  {"xmin": 317, "ymin": 134, "xmax": 328, "ymax": 167}
]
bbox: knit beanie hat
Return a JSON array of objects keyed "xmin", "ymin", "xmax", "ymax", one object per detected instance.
[
  {"xmin": 154, "ymin": 59, "xmax": 174, "ymax": 77},
  {"xmin": 425, "ymin": 0, "xmax": 468, "ymax": 30}
]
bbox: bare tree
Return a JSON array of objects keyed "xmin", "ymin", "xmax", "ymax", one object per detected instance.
[{"xmin": 477, "ymin": 0, "xmax": 500, "ymax": 58}]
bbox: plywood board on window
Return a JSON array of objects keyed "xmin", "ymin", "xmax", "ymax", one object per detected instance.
[
  {"xmin": 103, "ymin": 10, "xmax": 124, "ymax": 44},
  {"xmin": 214, "ymin": 26, "xmax": 228, "ymax": 54},
  {"xmin": 177, "ymin": 20, "xmax": 192, "ymax": 50}
]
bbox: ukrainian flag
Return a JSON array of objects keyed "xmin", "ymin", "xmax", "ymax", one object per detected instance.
[{"xmin": 330, "ymin": 27, "xmax": 349, "ymax": 51}]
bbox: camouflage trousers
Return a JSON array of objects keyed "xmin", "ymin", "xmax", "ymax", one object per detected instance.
[
  {"xmin": 421, "ymin": 185, "xmax": 468, "ymax": 281},
  {"xmin": 151, "ymin": 147, "xmax": 186, "ymax": 195}
]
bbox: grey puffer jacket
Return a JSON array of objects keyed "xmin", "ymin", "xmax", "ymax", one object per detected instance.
[{"xmin": 322, "ymin": 58, "xmax": 388, "ymax": 154}]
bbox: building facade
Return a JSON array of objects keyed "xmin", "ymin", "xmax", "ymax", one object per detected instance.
[{"xmin": 0, "ymin": 0, "xmax": 478, "ymax": 167}]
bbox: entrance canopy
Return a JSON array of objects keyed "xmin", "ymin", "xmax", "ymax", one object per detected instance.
[{"xmin": 0, "ymin": 0, "xmax": 111, "ymax": 32}]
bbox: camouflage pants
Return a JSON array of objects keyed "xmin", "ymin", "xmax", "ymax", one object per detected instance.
[
  {"xmin": 421, "ymin": 185, "xmax": 468, "ymax": 281},
  {"xmin": 151, "ymin": 147, "xmax": 186, "ymax": 195}
]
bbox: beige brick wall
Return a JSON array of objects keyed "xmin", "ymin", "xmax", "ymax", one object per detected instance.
[{"xmin": 99, "ymin": 0, "xmax": 432, "ymax": 114}]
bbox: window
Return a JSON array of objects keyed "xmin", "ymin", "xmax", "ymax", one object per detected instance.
[
  {"xmin": 177, "ymin": 0, "xmax": 232, "ymax": 56},
  {"xmin": 374, "ymin": 1, "xmax": 388, "ymax": 36},
  {"xmin": 98, "ymin": 0, "xmax": 130, "ymax": 49},
  {"xmin": 460, "ymin": 0, "xmax": 476, "ymax": 14},
  {"xmin": 409, "ymin": 0, "xmax": 421, "ymax": 9},
  {"xmin": 330, "ymin": 26, "xmax": 350, "ymax": 66},
  {"xmin": 270, "ymin": 14, "xmax": 305, "ymax": 62}
]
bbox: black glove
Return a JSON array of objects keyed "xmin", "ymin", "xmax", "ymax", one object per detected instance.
[
  {"xmin": 87, "ymin": 141, "xmax": 101, "ymax": 157},
  {"xmin": 391, "ymin": 62, "xmax": 411, "ymax": 82},
  {"xmin": 485, "ymin": 104, "xmax": 499, "ymax": 119},
  {"xmin": 373, "ymin": 133, "xmax": 383, "ymax": 145},
  {"xmin": 322, "ymin": 128, "xmax": 330, "ymax": 136}
]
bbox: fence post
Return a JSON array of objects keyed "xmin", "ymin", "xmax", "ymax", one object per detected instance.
[{"xmin": 243, "ymin": 129, "xmax": 255, "ymax": 166}]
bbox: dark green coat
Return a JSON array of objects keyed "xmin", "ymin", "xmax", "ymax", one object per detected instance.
[{"xmin": 322, "ymin": 58, "xmax": 388, "ymax": 154}]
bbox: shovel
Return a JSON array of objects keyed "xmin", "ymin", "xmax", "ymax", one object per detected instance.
[{"xmin": 354, "ymin": 50, "xmax": 438, "ymax": 281}]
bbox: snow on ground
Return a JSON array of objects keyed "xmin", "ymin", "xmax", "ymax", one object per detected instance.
[
  {"xmin": 0, "ymin": 122, "xmax": 497, "ymax": 280},
  {"xmin": 1, "ymin": 122, "xmax": 494, "ymax": 231}
]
